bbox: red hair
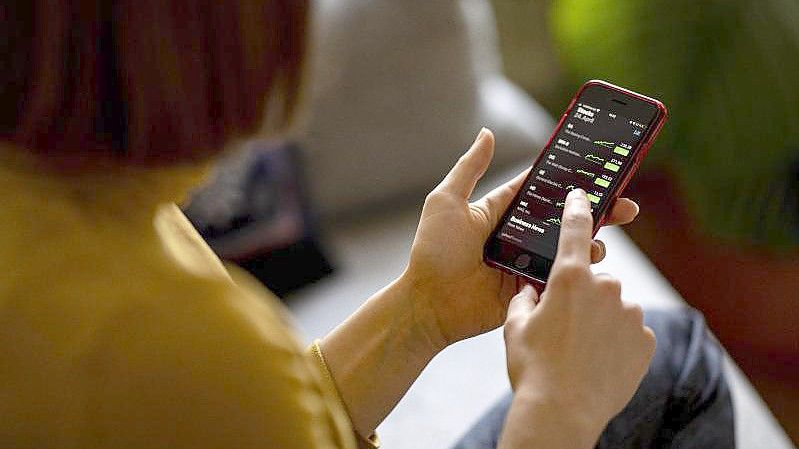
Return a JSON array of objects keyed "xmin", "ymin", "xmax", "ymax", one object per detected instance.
[{"xmin": 0, "ymin": 1, "xmax": 308, "ymax": 169}]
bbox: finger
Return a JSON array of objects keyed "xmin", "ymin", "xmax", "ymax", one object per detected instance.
[
  {"xmin": 604, "ymin": 198, "xmax": 640, "ymax": 226},
  {"xmin": 471, "ymin": 167, "xmax": 531, "ymax": 232},
  {"xmin": 644, "ymin": 325, "xmax": 657, "ymax": 352},
  {"xmin": 555, "ymin": 188, "xmax": 594, "ymax": 264},
  {"xmin": 436, "ymin": 128, "xmax": 495, "ymax": 199},
  {"xmin": 506, "ymin": 284, "xmax": 539, "ymax": 322},
  {"xmin": 590, "ymin": 239, "xmax": 606, "ymax": 263}
]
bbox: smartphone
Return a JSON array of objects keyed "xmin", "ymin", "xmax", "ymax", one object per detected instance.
[{"xmin": 484, "ymin": 80, "xmax": 667, "ymax": 286}]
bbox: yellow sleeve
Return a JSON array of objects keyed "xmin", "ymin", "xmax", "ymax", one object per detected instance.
[
  {"xmin": 230, "ymin": 266, "xmax": 381, "ymax": 449},
  {"xmin": 83, "ymin": 279, "xmax": 358, "ymax": 449},
  {"xmin": 306, "ymin": 341, "xmax": 381, "ymax": 449}
]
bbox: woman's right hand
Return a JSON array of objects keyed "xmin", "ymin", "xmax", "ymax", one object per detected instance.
[{"xmin": 502, "ymin": 188, "xmax": 656, "ymax": 444}]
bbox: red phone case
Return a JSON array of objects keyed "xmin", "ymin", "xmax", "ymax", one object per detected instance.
[{"xmin": 484, "ymin": 80, "xmax": 668, "ymax": 290}]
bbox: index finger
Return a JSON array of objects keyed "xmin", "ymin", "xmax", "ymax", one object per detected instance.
[{"xmin": 555, "ymin": 188, "xmax": 594, "ymax": 264}]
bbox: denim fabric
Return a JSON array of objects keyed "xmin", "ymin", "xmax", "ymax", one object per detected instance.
[{"xmin": 452, "ymin": 308, "xmax": 735, "ymax": 449}]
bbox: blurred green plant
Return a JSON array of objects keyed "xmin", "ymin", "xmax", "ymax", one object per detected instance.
[{"xmin": 551, "ymin": 0, "xmax": 799, "ymax": 249}]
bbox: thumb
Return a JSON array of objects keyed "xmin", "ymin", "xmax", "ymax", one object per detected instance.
[
  {"xmin": 435, "ymin": 128, "xmax": 495, "ymax": 199},
  {"xmin": 472, "ymin": 167, "xmax": 530, "ymax": 234},
  {"xmin": 506, "ymin": 283, "xmax": 539, "ymax": 322}
]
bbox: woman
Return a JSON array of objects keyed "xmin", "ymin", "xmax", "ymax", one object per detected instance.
[{"xmin": 0, "ymin": 2, "xmax": 732, "ymax": 448}]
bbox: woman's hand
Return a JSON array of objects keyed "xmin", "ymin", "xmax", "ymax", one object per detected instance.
[
  {"xmin": 498, "ymin": 188, "xmax": 656, "ymax": 448},
  {"xmin": 401, "ymin": 128, "xmax": 640, "ymax": 349},
  {"xmin": 319, "ymin": 129, "xmax": 643, "ymax": 438}
]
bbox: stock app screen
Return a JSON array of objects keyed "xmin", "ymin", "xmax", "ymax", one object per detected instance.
[{"xmin": 498, "ymin": 100, "xmax": 652, "ymax": 261}]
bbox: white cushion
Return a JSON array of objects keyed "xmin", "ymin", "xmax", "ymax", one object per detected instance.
[{"xmin": 299, "ymin": 0, "xmax": 553, "ymax": 216}]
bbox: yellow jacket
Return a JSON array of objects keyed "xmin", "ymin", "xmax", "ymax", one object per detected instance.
[{"xmin": 0, "ymin": 149, "xmax": 368, "ymax": 448}]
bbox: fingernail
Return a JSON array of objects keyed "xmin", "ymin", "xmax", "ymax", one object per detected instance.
[
  {"xmin": 597, "ymin": 239, "xmax": 606, "ymax": 258},
  {"xmin": 474, "ymin": 127, "xmax": 490, "ymax": 143},
  {"xmin": 520, "ymin": 284, "xmax": 540, "ymax": 305},
  {"xmin": 520, "ymin": 283, "xmax": 535, "ymax": 297},
  {"xmin": 570, "ymin": 188, "xmax": 586, "ymax": 198}
]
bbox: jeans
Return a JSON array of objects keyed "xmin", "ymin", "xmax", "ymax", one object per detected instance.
[{"xmin": 452, "ymin": 308, "xmax": 735, "ymax": 449}]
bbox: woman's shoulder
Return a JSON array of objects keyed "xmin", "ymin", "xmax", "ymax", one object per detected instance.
[
  {"xmin": 80, "ymin": 268, "xmax": 355, "ymax": 449},
  {"xmin": 151, "ymin": 203, "xmax": 304, "ymax": 350}
]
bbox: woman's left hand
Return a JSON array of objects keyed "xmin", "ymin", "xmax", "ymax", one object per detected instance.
[{"xmin": 401, "ymin": 128, "xmax": 640, "ymax": 349}]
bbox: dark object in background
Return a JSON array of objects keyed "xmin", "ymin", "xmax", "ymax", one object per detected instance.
[{"xmin": 183, "ymin": 141, "xmax": 333, "ymax": 297}]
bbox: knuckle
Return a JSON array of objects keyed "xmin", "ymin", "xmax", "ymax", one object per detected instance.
[
  {"xmin": 504, "ymin": 304, "xmax": 525, "ymax": 327},
  {"xmin": 551, "ymin": 260, "xmax": 589, "ymax": 284},
  {"xmin": 562, "ymin": 209, "xmax": 591, "ymax": 228},
  {"xmin": 456, "ymin": 155, "xmax": 478, "ymax": 173},
  {"xmin": 625, "ymin": 303, "xmax": 645, "ymax": 323},
  {"xmin": 424, "ymin": 190, "xmax": 442, "ymax": 205},
  {"xmin": 643, "ymin": 326, "xmax": 657, "ymax": 354},
  {"xmin": 596, "ymin": 276, "xmax": 622, "ymax": 297},
  {"xmin": 424, "ymin": 190, "xmax": 456, "ymax": 208},
  {"xmin": 503, "ymin": 315, "xmax": 528, "ymax": 340},
  {"xmin": 468, "ymin": 202, "xmax": 491, "ymax": 225}
]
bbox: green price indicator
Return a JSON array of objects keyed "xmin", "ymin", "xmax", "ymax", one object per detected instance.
[
  {"xmin": 613, "ymin": 146, "xmax": 630, "ymax": 156},
  {"xmin": 594, "ymin": 178, "xmax": 610, "ymax": 188},
  {"xmin": 604, "ymin": 162, "xmax": 620, "ymax": 172},
  {"xmin": 587, "ymin": 193, "xmax": 600, "ymax": 204}
]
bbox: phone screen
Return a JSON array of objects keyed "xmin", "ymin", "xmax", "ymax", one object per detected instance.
[{"xmin": 487, "ymin": 83, "xmax": 661, "ymax": 280}]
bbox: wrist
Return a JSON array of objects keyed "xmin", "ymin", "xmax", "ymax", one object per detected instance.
[
  {"xmin": 506, "ymin": 387, "xmax": 605, "ymax": 448},
  {"xmin": 395, "ymin": 270, "xmax": 449, "ymax": 355},
  {"xmin": 514, "ymin": 385, "xmax": 606, "ymax": 442},
  {"xmin": 318, "ymin": 275, "xmax": 443, "ymax": 434}
]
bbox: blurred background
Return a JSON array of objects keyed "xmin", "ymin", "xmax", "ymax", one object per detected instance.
[
  {"xmin": 495, "ymin": 0, "xmax": 799, "ymax": 442},
  {"xmin": 184, "ymin": 1, "xmax": 799, "ymax": 446}
]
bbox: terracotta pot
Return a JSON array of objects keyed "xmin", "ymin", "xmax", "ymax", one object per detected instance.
[
  {"xmin": 624, "ymin": 167, "xmax": 799, "ymax": 440},
  {"xmin": 625, "ymin": 168, "xmax": 799, "ymax": 379}
]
